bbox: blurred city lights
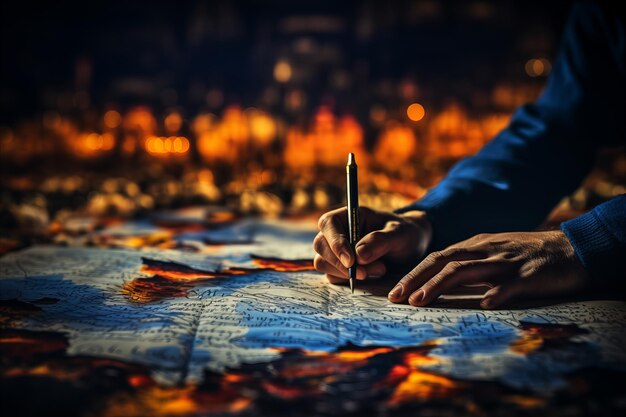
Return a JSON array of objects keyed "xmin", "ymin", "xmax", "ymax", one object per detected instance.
[
  {"xmin": 103, "ymin": 110, "xmax": 122, "ymax": 129},
  {"xmin": 274, "ymin": 60, "xmax": 293, "ymax": 83},
  {"xmin": 145, "ymin": 136, "xmax": 190, "ymax": 156},
  {"xmin": 407, "ymin": 103, "xmax": 426, "ymax": 122},
  {"xmin": 369, "ymin": 105, "xmax": 387, "ymax": 125},
  {"xmin": 164, "ymin": 112, "xmax": 184, "ymax": 133},
  {"xmin": 525, "ymin": 58, "xmax": 551, "ymax": 77}
]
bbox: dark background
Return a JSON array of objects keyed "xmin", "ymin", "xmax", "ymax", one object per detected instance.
[{"xmin": 0, "ymin": 0, "xmax": 572, "ymax": 125}]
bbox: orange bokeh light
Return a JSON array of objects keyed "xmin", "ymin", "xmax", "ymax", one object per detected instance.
[
  {"xmin": 103, "ymin": 110, "xmax": 122, "ymax": 129},
  {"xmin": 164, "ymin": 112, "xmax": 183, "ymax": 133},
  {"xmin": 406, "ymin": 103, "xmax": 426, "ymax": 122},
  {"xmin": 274, "ymin": 60, "xmax": 292, "ymax": 83},
  {"xmin": 525, "ymin": 58, "xmax": 551, "ymax": 77},
  {"xmin": 145, "ymin": 136, "xmax": 190, "ymax": 156}
]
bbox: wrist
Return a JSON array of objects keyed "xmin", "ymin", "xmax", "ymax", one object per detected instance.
[
  {"xmin": 399, "ymin": 210, "xmax": 433, "ymax": 255},
  {"xmin": 554, "ymin": 229, "xmax": 589, "ymax": 281}
]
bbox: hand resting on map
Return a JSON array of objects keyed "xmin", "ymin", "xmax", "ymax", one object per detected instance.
[{"xmin": 313, "ymin": 206, "xmax": 590, "ymax": 309}]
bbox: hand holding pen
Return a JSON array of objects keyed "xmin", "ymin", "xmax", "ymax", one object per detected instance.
[{"xmin": 313, "ymin": 155, "xmax": 432, "ymax": 291}]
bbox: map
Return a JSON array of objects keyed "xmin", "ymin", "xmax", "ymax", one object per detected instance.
[{"xmin": 1, "ymin": 216, "xmax": 626, "ymax": 416}]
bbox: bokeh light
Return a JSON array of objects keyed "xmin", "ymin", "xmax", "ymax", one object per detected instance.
[
  {"xmin": 274, "ymin": 60, "xmax": 293, "ymax": 83},
  {"xmin": 406, "ymin": 103, "xmax": 426, "ymax": 122},
  {"xmin": 525, "ymin": 58, "xmax": 551, "ymax": 77}
]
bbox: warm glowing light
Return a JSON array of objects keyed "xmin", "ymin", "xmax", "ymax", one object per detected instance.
[
  {"xmin": 525, "ymin": 58, "xmax": 551, "ymax": 77},
  {"xmin": 101, "ymin": 132, "xmax": 115, "ymax": 150},
  {"xmin": 423, "ymin": 102, "xmax": 490, "ymax": 158},
  {"xmin": 510, "ymin": 333, "xmax": 543, "ymax": 354},
  {"xmin": 173, "ymin": 137, "xmax": 183, "ymax": 153},
  {"xmin": 164, "ymin": 112, "xmax": 183, "ymax": 133},
  {"xmin": 103, "ymin": 110, "xmax": 122, "ymax": 129},
  {"xmin": 388, "ymin": 369, "xmax": 459, "ymax": 405},
  {"xmin": 375, "ymin": 123, "xmax": 417, "ymax": 170},
  {"xmin": 283, "ymin": 106, "xmax": 366, "ymax": 173},
  {"xmin": 222, "ymin": 106, "xmax": 249, "ymax": 145},
  {"xmin": 249, "ymin": 112, "xmax": 277, "ymax": 145},
  {"xmin": 274, "ymin": 60, "xmax": 292, "ymax": 83},
  {"xmin": 84, "ymin": 133, "xmax": 103, "ymax": 150},
  {"xmin": 145, "ymin": 135, "xmax": 189, "ymax": 156},
  {"xmin": 163, "ymin": 137, "xmax": 172, "ymax": 152},
  {"xmin": 153, "ymin": 137, "xmax": 164, "ymax": 153},
  {"xmin": 192, "ymin": 114, "xmax": 215, "ymax": 135},
  {"xmin": 179, "ymin": 137, "xmax": 190, "ymax": 153},
  {"xmin": 123, "ymin": 107, "xmax": 157, "ymax": 135},
  {"xmin": 406, "ymin": 103, "xmax": 426, "ymax": 122}
]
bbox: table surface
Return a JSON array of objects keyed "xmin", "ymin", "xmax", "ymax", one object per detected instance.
[{"xmin": 1, "ymin": 209, "xmax": 625, "ymax": 417}]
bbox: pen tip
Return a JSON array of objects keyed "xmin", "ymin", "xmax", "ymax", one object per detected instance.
[
  {"xmin": 350, "ymin": 278, "xmax": 354, "ymax": 294},
  {"xmin": 347, "ymin": 152, "xmax": 355, "ymax": 165}
]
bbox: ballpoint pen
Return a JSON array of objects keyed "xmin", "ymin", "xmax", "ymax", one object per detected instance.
[{"xmin": 346, "ymin": 152, "xmax": 359, "ymax": 294}]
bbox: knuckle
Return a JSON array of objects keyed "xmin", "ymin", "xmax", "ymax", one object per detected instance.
[
  {"xmin": 367, "ymin": 230, "xmax": 384, "ymax": 242},
  {"xmin": 317, "ymin": 213, "xmax": 332, "ymax": 230},
  {"xmin": 519, "ymin": 262, "xmax": 540, "ymax": 278},
  {"xmin": 442, "ymin": 246, "xmax": 465, "ymax": 257},
  {"xmin": 425, "ymin": 251, "xmax": 443, "ymax": 264},
  {"xmin": 385, "ymin": 220, "xmax": 401, "ymax": 231},
  {"xmin": 444, "ymin": 260, "xmax": 465, "ymax": 274},
  {"xmin": 334, "ymin": 258, "xmax": 345, "ymax": 272},
  {"xmin": 312, "ymin": 233, "xmax": 324, "ymax": 253},
  {"xmin": 313, "ymin": 254, "xmax": 324, "ymax": 270},
  {"xmin": 429, "ymin": 273, "xmax": 448, "ymax": 287},
  {"xmin": 497, "ymin": 251, "xmax": 520, "ymax": 261},
  {"xmin": 401, "ymin": 268, "xmax": 420, "ymax": 285},
  {"xmin": 329, "ymin": 235, "xmax": 347, "ymax": 252}
]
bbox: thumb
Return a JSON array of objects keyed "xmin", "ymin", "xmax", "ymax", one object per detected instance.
[{"xmin": 354, "ymin": 221, "xmax": 404, "ymax": 265}]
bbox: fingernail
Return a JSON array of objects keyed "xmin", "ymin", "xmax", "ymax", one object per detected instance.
[
  {"xmin": 481, "ymin": 297, "xmax": 493, "ymax": 309},
  {"xmin": 339, "ymin": 253, "xmax": 351, "ymax": 268},
  {"xmin": 409, "ymin": 289, "xmax": 424, "ymax": 305},
  {"xmin": 388, "ymin": 284, "xmax": 403, "ymax": 299}
]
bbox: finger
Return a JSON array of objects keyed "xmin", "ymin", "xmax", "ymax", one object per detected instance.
[
  {"xmin": 480, "ymin": 264, "xmax": 583, "ymax": 309},
  {"xmin": 355, "ymin": 221, "xmax": 402, "ymax": 265},
  {"xmin": 326, "ymin": 274, "xmax": 347, "ymax": 285},
  {"xmin": 481, "ymin": 282, "xmax": 525, "ymax": 309},
  {"xmin": 408, "ymin": 259, "xmax": 509, "ymax": 306},
  {"xmin": 313, "ymin": 232, "xmax": 347, "ymax": 273},
  {"xmin": 317, "ymin": 208, "xmax": 353, "ymax": 268},
  {"xmin": 388, "ymin": 246, "xmax": 482, "ymax": 302},
  {"xmin": 313, "ymin": 254, "xmax": 367, "ymax": 280},
  {"xmin": 314, "ymin": 253, "xmax": 345, "ymax": 277},
  {"xmin": 364, "ymin": 261, "xmax": 386, "ymax": 279}
]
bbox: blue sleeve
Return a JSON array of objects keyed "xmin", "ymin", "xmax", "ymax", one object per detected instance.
[
  {"xmin": 561, "ymin": 195, "xmax": 626, "ymax": 290},
  {"xmin": 397, "ymin": 3, "xmax": 625, "ymax": 252}
]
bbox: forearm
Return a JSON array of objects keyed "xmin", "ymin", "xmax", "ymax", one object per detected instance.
[{"xmin": 399, "ymin": 3, "xmax": 624, "ymax": 251}]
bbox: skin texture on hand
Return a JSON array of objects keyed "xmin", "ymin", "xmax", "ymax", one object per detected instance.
[
  {"xmin": 313, "ymin": 207, "xmax": 432, "ymax": 285},
  {"xmin": 387, "ymin": 230, "xmax": 590, "ymax": 309}
]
